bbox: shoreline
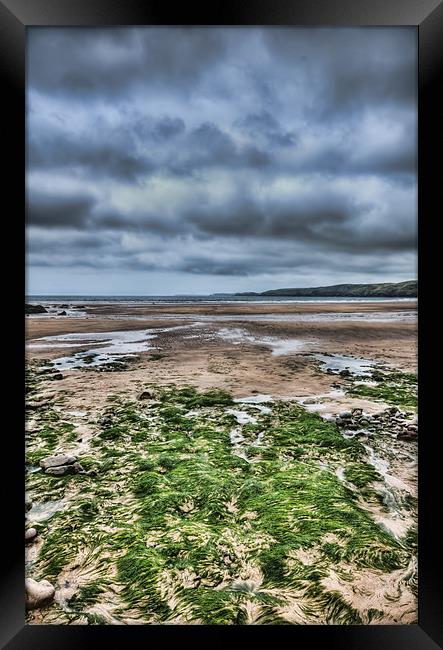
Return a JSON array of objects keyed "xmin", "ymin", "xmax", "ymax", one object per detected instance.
[{"xmin": 25, "ymin": 300, "xmax": 418, "ymax": 624}]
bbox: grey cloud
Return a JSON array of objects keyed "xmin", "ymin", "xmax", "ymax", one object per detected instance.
[
  {"xmin": 237, "ymin": 111, "xmax": 297, "ymax": 147},
  {"xmin": 27, "ymin": 27, "xmax": 417, "ymax": 291},
  {"xmin": 28, "ymin": 28, "xmax": 228, "ymax": 99},
  {"xmin": 27, "ymin": 190, "xmax": 96, "ymax": 228}
]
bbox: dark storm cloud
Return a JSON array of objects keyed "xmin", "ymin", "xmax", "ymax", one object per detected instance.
[
  {"xmin": 28, "ymin": 28, "xmax": 228, "ymax": 99},
  {"xmin": 27, "ymin": 27, "xmax": 417, "ymax": 290},
  {"xmin": 27, "ymin": 190, "xmax": 96, "ymax": 228}
]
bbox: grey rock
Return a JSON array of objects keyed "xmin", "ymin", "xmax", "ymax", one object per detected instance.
[
  {"xmin": 303, "ymin": 398, "xmax": 317, "ymax": 405},
  {"xmin": 25, "ymin": 528, "xmax": 38, "ymax": 542},
  {"xmin": 339, "ymin": 411, "xmax": 352, "ymax": 419},
  {"xmin": 40, "ymin": 454, "xmax": 77, "ymax": 470},
  {"xmin": 45, "ymin": 462, "xmax": 83, "ymax": 476},
  {"xmin": 25, "ymin": 578, "xmax": 55, "ymax": 610}
]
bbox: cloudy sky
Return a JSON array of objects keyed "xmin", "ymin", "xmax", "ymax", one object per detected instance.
[{"xmin": 27, "ymin": 27, "xmax": 417, "ymax": 295}]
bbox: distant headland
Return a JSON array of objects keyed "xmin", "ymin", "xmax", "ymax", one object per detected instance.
[{"xmin": 235, "ymin": 280, "xmax": 417, "ymax": 298}]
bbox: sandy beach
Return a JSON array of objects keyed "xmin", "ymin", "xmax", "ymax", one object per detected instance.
[{"xmin": 25, "ymin": 299, "xmax": 418, "ymax": 625}]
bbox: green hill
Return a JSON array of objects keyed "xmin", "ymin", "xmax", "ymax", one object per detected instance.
[{"xmin": 237, "ymin": 281, "xmax": 417, "ymax": 298}]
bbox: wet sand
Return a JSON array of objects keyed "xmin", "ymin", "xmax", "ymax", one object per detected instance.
[{"xmin": 26, "ymin": 300, "xmax": 417, "ymax": 413}]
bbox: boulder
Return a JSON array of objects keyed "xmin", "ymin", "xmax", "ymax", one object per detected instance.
[
  {"xmin": 25, "ymin": 528, "xmax": 38, "ymax": 543},
  {"xmin": 25, "ymin": 578, "xmax": 55, "ymax": 610},
  {"xmin": 50, "ymin": 373, "xmax": 64, "ymax": 381},
  {"xmin": 339, "ymin": 369, "xmax": 352, "ymax": 377},
  {"xmin": 58, "ymin": 310, "xmax": 67, "ymax": 316},
  {"xmin": 25, "ymin": 304, "xmax": 47, "ymax": 315},
  {"xmin": 40, "ymin": 454, "xmax": 77, "ymax": 470},
  {"xmin": 45, "ymin": 462, "xmax": 83, "ymax": 476},
  {"xmin": 338, "ymin": 411, "xmax": 352, "ymax": 419}
]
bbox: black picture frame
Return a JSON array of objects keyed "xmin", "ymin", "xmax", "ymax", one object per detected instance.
[{"xmin": 2, "ymin": 0, "xmax": 441, "ymax": 647}]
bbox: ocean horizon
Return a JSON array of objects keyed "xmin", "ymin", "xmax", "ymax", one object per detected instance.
[{"xmin": 26, "ymin": 294, "xmax": 417, "ymax": 305}]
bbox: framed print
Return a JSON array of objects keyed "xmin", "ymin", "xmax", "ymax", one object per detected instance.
[{"xmin": 1, "ymin": 0, "xmax": 442, "ymax": 648}]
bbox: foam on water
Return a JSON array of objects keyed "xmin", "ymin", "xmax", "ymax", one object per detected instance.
[
  {"xmin": 313, "ymin": 353, "xmax": 376, "ymax": 376},
  {"xmin": 32, "ymin": 329, "xmax": 159, "ymax": 369},
  {"xmin": 216, "ymin": 327, "xmax": 316, "ymax": 356}
]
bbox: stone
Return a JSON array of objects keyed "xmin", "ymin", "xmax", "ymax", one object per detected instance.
[
  {"xmin": 58, "ymin": 310, "xmax": 67, "ymax": 316},
  {"xmin": 303, "ymin": 398, "xmax": 317, "ymax": 405},
  {"xmin": 25, "ymin": 304, "xmax": 47, "ymax": 315},
  {"xmin": 40, "ymin": 454, "xmax": 77, "ymax": 470},
  {"xmin": 138, "ymin": 390, "xmax": 153, "ymax": 400},
  {"xmin": 339, "ymin": 369, "xmax": 352, "ymax": 377},
  {"xmin": 45, "ymin": 462, "xmax": 83, "ymax": 476},
  {"xmin": 338, "ymin": 411, "xmax": 352, "ymax": 419},
  {"xmin": 25, "ymin": 578, "xmax": 55, "ymax": 610},
  {"xmin": 50, "ymin": 373, "xmax": 64, "ymax": 380},
  {"xmin": 351, "ymin": 408, "xmax": 363, "ymax": 416},
  {"xmin": 25, "ymin": 528, "xmax": 37, "ymax": 543}
]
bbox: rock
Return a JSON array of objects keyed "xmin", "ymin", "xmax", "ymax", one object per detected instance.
[
  {"xmin": 50, "ymin": 373, "xmax": 64, "ymax": 381},
  {"xmin": 388, "ymin": 406, "xmax": 400, "ymax": 414},
  {"xmin": 25, "ymin": 304, "xmax": 47, "ymax": 315},
  {"xmin": 25, "ymin": 528, "xmax": 37, "ymax": 543},
  {"xmin": 40, "ymin": 454, "xmax": 77, "ymax": 470},
  {"xmin": 25, "ymin": 578, "xmax": 55, "ymax": 610},
  {"xmin": 138, "ymin": 390, "xmax": 153, "ymax": 400},
  {"xmin": 339, "ymin": 411, "xmax": 352, "ymax": 419},
  {"xmin": 331, "ymin": 382, "xmax": 342, "ymax": 388},
  {"xmin": 339, "ymin": 369, "xmax": 352, "ymax": 377},
  {"xmin": 303, "ymin": 398, "xmax": 317, "ymax": 405},
  {"xmin": 58, "ymin": 310, "xmax": 67, "ymax": 316},
  {"xmin": 351, "ymin": 408, "xmax": 363, "ymax": 416},
  {"xmin": 45, "ymin": 462, "xmax": 83, "ymax": 476}
]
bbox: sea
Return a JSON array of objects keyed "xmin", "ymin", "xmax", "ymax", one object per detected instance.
[{"xmin": 26, "ymin": 294, "xmax": 416, "ymax": 305}]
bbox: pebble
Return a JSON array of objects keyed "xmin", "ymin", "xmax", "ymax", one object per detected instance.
[{"xmin": 25, "ymin": 528, "xmax": 37, "ymax": 543}]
